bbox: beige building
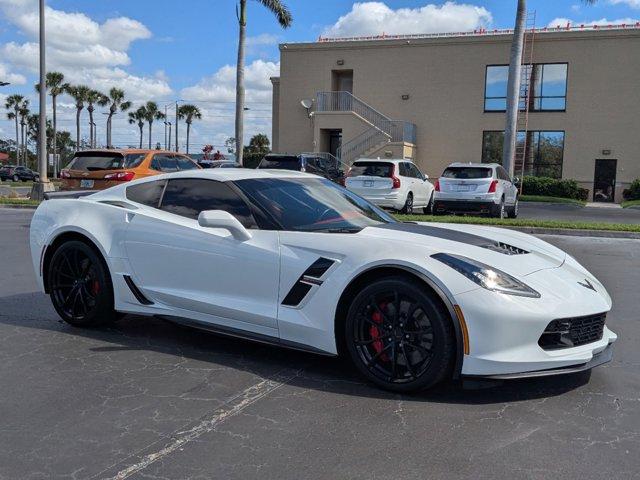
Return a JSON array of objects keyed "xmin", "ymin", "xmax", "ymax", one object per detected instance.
[{"xmin": 271, "ymin": 25, "xmax": 640, "ymax": 202}]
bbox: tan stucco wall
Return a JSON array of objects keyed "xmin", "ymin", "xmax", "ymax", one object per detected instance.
[{"xmin": 273, "ymin": 29, "xmax": 640, "ymax": 200}]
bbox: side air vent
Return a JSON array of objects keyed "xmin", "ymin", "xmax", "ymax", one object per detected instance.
[
  {"xmin": 282, "ymin": 257, "xmax": 335, "ymax": 307},
  {"xmin": 123, "ymin": 275, "xmax": 154, "ymax": 305},
  {"xmin": 483, "ymin": 242, "xmax": 529, "ymax": 256}
]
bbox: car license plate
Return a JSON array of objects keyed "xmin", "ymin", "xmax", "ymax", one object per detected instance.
[
  {"xmin": 457, "ymin": 185, "xmax": 470, "ymax": 192},
  {"xmin": 80, "ymin": 179, "xmax": 94, "ymax": 188},
  {"xmin": 364, "ymin": 180, "xmax": 374, "ymax": 187}
]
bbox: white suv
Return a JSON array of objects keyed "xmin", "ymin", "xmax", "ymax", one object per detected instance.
[
  {"xmin": 345, "ymin": 159, "xmax": 435, "ymax": 214},
  {"xmin": 433, "ymin": 163, "xmax": 519, "ymax": 218}
]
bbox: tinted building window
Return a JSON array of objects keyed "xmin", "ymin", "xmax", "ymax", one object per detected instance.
[
  {"xmin": 160, "ymin": 179, "xmax": 256, "ymax": 227},
  {"xmin": 126, "ymin": 180, "xmax": 166, "ymax": 207},
  {"xmin": 482, "ymin": 130, "xmax": 565, "ymax": 179},
  {"xmin": 485, "ymin": 63, "xmax": 567, "ymax": 112}
]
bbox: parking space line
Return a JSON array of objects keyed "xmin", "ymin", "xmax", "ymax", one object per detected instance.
[{"xmin": 99, "ymin": 367, "xmax": 304, "ymax": 480}]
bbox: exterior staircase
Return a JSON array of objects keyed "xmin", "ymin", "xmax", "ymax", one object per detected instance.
[{"xmin": 315, "ymin": 91, "xmax": 416, "ymax": 165}]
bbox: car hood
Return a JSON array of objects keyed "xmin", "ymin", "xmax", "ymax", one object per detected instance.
[{"xmin": 362, "ymin": 222, "xmax": 567, "ymax": 277}]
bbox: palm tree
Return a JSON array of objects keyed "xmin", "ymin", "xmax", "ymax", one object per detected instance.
[
  {"xmin": 4, "ymin": 94, "xmax": 24, "ymax": 164},
  {"xmin": 177, "ymin": 104, "xmax": 202, "ymax": 154},
  {"xmin": 18, "ymin": 100, "xmax": 30, "ymax": 166},
  {"xmin": 86, "ymin": 90, "xmax": 109, "ymax": 148},
  {"xmin": 36, "ymin": 72, "xmax": 67, "ymax": 173},
  {"xmin": 128, "ymin": 107, "xmax": 147, "ymax": 149},
  {"xmin": 66, "ymin": 85, "xmax": 91, "ymax": 150},
  {"xmin": 235, "ymin": 0, "xmax": 292, "ymax": 165},
  {"xmin": 105, "ymin": 88, "xmax": 132, "ymax": 148},
  {"xmin": 502, "ymin": 0, "xmax": 526, "ymax": 177},
  {"xmin": 143, "ymin": 101, "xmax": 165, "ymax": 149}
]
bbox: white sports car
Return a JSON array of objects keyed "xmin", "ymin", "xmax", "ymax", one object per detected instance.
[{"xmin": 29, "ymin": 169, "xmax": 617, "ymax": 392}]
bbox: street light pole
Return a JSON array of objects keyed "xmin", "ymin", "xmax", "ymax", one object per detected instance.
[
  {"xmin": 32, "ymin": 0, "xmax": 54, "ymax": 200},
  {"xmin": 175, "ymin": 101, "xmax": 179, "ymax": 152}
]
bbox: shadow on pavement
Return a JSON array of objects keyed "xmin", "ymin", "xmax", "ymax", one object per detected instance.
[{"xmin": 0, "ymin": 291, "xmax": 591, "ymax": 406}]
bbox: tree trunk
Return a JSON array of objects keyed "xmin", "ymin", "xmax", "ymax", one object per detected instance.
[
  {"xmin": 88, "ymin": 106, "xmax": 94, "ymax": 148},
  {"xmin": 502, "ymin": 0, "xmax": 526, "ymax": 178},
  {"xmin": 76, "ymin": 108, "xmax": 81, "ymax": 151},
  {"xmin": 235, "ymin": 0, "xmax": 247, "ymax": 166},
  {"xmin": 148, "ymin": 122, "xmax": 152, "ymax": 149},
  {"xmin": 107, "ymin": 107, "xmax": 115, "ymax": 148},
  {"xmin": 20, "ymin": 121, "xmax": 26, "ymax": 167},
  {"xmin": 52, "ymin": 95, "xmax": 58, "ymax": 177},
  {"xmin": 186, "ymin": 121, "xmax": 191, "ymax": 154},
  {"xmin": 14, "ymin": 112, "xmax": 20, "ymax": 165},
  {"xmin": 139, "ymin": 124, "xmax": 143, "ymax": 149}
]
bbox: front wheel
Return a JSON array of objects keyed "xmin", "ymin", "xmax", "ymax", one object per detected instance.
[
  {"xmin": 344, "ymin": 276, "xmax": 455, "ymax": 392},
  {"xmin": 48, "ymin": 240, "xmax": 118, "ymax": 327}
]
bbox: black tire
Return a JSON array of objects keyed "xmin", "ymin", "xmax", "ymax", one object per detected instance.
[
  {"xmin": 423, "ymin": 192, "xmax": 434, "ymax": 215},
  {"xmin": 344, "ymin": 276, "xmax": 455, "ymax": 393},
  {"xmin": 400, "ymin": 193, "xmax": 414, "ymax": 214},
  {"xmin": 12, "ymin": 174, "xmax": 19, "ymax": 182},
  {"xmin": 33, "ymin": 175, "xmax": 39, "ymax": 182},
  {"xmin": 507, "ymin": 197, "xmax": 519, "ymax": 218},
  {"xmin": 48, "ymin": 240, "xmax": 118, "ymax": 327},
  {"xmin": 491, "ymin": 198, "xmax": 506, "ymax": 218}
]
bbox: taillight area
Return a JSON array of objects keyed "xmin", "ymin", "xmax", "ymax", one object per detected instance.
[
  {"xmin": 488, "ymin": 179, "xmax": 498, "ymax": 193},
  {"xmin": 104, "ymin": 171, "xmax": 135, "ymax": 181},
  {"xmin": 391, "ymin": 165, "xmax": 401, "ymax": 189},
  {"xmin": 60, "ymin": 170, "xmax": 70, "ymax": 179},
  {"xmin": 434, "ymin": 179, "xmax": 440, "ymax": 192}
]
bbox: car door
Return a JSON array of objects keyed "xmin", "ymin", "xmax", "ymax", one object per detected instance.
[
  {"xmin": 414, "ymin": 164, "xmax": 433, "ymax": 203},
  {"xmin": 405, "ymin": 163, "xmax": 425, "ymax": 206},
  {"xmin": 123, "ymin": 178, "xmax": 281, "ymax": 337},
  {"xmin": 498, "ymin": 166, "xmax": 517, "ymax": 204}
]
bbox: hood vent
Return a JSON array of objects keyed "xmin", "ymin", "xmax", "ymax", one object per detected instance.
[{"xmin": 483, "ymin": 242, "xmax": 529, "ymax": 256}]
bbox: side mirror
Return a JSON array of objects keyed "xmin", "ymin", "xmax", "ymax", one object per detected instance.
[
  {"xmin": 197, "ymin": 210, "xmax": 252, "ymax": 241},
  {"xmin": 424, "ymin": 174, "xmax": 429, "ymax": 180},
  {"xmin": 513, "ymin": 176, "xmax": 521, "ymax": 186}
]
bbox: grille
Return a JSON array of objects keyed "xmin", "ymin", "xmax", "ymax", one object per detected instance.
[{"xmin": 538, "ymin": 313, "xmax": 606, "ymax": 350}]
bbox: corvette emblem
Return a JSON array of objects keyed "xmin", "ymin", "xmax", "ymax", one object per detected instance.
[{"xmin": 578, "ymin": 279, "xmax": 596, "ymax": 291}]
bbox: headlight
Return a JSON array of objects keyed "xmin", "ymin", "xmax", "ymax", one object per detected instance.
[{"xmin": 432, "ymin": 253, "xmax": 541, "ymax": 298}]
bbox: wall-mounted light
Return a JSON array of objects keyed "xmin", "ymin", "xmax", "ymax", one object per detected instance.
[
  {"xmin": 336, "ymin": 59, "xmax": 345, "ymax": 66},
  {"xmin": 384, "ymin": 151, "xmax": 393, "ymax": 157},
  {"xmin": 602, "ymin": 149, "xmax": 612, "ymax": 156},
  {"xmin": 401, "ymin": 94, "xmax": 410, "ymax": 100}
]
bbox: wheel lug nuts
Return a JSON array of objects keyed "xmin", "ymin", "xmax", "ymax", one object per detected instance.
[{"xmin": 405, "ymin": 334, "xmax": 410, "ymax": 339}]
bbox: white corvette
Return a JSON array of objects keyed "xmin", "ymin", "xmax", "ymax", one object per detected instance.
[{"xmin": 29, "ymin": 169, "xmax": 617, "ymax": 392}]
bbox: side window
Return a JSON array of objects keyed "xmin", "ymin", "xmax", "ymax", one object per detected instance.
[
  {"xmin": 151, "ymin": 155, "xmax": 178, "ymax": 172},
  {"xmin": 126, "ymin": 180, "xmax": 166, "ymax": 207},
  {"xmin": 398, "ymin": 163, "xmax": 408, "ymax": 177},
  {"xmin": 125, "ymin": 154, "xmax": 146, "ymax": 169},
  {"xmin": 409, "ymin": 164, "xmax": 422, "ymax": 179},
  {"xmin": 498, "ymin": 167, "xmax": 510, "ymax": 181},
  {"xmin": 160, "ymin": 179, "xmax": 256, "ymax": 228},
  {"xmin": 176, "ymin": 156, "xmax": 199, "ymax": 171}
]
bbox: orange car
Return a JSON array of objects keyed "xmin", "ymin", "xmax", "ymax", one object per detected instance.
[{"xmin": 60, "ymin": 149, "xmax": 200, "ymax": 191}]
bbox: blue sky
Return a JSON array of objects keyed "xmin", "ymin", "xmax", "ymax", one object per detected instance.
[{"xmin": 1, "ymin": 0, "xmax": 639, "ymax": 150}]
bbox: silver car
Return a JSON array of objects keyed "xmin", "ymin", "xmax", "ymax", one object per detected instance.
[{"xmin": 433, "ymin": 163, "xmax": 519, "ymax": 218}]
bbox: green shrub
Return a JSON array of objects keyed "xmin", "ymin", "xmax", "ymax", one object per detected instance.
[
  {"xmin": 623, "ymin": 179, "xmax": 640, "ymax": 200},
  {"xmin": 522, "ymin": 176, "xmax": 586, "ymax": 200}
]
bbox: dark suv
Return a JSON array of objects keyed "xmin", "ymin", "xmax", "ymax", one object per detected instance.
[
  {"xmin": 0, "ymin": 165, "xmax": 39, "ymax": 182},
  {"xmin": 257, "ymin": 154, "xmax": 345, "ymax": 184}
]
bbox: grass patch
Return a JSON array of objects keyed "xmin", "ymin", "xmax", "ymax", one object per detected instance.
[
  {"xmin": 621, "ymin": 200, "xmax": 640, "ymax": 209},
  {"xmin": 395, "ymin": 214, "xmax": 640, "ymax": 233},
  {"xmin": 519, "ymin": 195, "xmax": 586, "ymax": 206},
  {"xmin": 0, "ymin": 197, "xmax": 40, "ymax": 207}
]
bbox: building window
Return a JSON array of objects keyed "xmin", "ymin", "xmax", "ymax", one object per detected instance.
[
  {"xmin": 484, "ymin": 63, "xmax": 568, "ymax": 112},
  {"xmin": 482, "ymin": 130, "xmax": 565, "ymax": 179}
]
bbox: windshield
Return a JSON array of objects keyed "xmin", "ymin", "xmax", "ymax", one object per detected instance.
[
  {"xmin": 350, "ymin": 162, "xmax": 394, "ymax": 177},
  {"xmin": 258, "ymin": 156, "xmax": 301, "ymax": 171},
  {"xmin": 66, "ymin": 152, "xmax": 146, "ymax": 171},
  {"xmin": 442, "ymin": 167, "xmax": 492, "ymax": 179},
  {"xmin": 234, "ymin": 177, "xmax": 395, "ymax": 232}
]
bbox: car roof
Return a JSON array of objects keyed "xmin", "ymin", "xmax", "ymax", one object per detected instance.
[
  {"xmin": 73, "ymin": 149, "xmax": 183, "ymax": 155},
  {"xmin": 353, "ymin": 158, "xmax": 408, "ymax": 164},
  {"xmin": 143, "ymin": 168, "xmax": 312, "ymax": 182},
  {"xmin": 446, "ymin": 162, "xmax": 499, "ymax": 169}
]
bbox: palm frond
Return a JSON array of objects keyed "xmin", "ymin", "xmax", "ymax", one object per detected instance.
[{"xmin": 257, "ymin": 0, "xmax": 292, "ymax": 28}]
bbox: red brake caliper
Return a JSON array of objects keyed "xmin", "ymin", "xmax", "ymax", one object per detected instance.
[
  {"xmin": 369, "ymin": 302, "xmax": 389, "ymax": 362},
  {"xmin": 91, "ymin": 280, "xmax": 100, "ymax": 296}
]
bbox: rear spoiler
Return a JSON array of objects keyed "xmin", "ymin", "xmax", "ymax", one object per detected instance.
[{"xmin": 44, "ymin": 190, "xmax": 98, "ymax": 200}]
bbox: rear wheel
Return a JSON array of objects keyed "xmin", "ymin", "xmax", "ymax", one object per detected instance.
[
  {"xmin": 423, "ymin": 192, "xmax": 434, "ymax": 215},
  {"xmin": 507, "ymin": 198, "xmax": 519, "ymax": 218},
  {"xmin": 48, "ymin": 240, "xmax": 118, "ymax": 327},
  {"xmin": 344, "ymin": 276, "xmax": 455, "ymax": 392},
  {"xmin": 400, "ymin": 193, "xmax": 414, "ymax": 214},
  {"xmin": 491, "ymin": 198, "xmax": 506, "ymax": 218},
  {"xmin": 12, "ymin": 174, "xmax": 19, "ymax": 182}
]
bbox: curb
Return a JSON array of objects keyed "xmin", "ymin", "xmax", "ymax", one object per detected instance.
[
  {"xmin": 0, "ymin": 204, "xmax": 38, "ymax": 210},
  {"xmin": 503, "ymin": 225, "xmax": 640, "ymax": 240}
]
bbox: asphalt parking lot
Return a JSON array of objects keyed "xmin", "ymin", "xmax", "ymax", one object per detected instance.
[{"xmin": 1, "ymin": 209, "xmax": 639, "ymax": 480}]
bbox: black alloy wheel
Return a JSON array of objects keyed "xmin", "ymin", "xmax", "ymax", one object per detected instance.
[
  {"xmin": 345, "ymin": 276, "xmax": 455, "ymax": 392},
  {"xmin": 48, "ymin": 240, "xmax": 117, "ymax": 327}
]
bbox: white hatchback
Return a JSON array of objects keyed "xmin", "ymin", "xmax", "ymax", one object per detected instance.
[
  {"xmin": 434, "ymin": 163, "xmax": 519, "ymax": 218},
  {"xmin": 345, "ymin": 159, "xmax": 435, "ymax": 214}
]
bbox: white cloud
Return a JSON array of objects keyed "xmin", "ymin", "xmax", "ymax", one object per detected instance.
[
  {"xmin": 548, "ymin": 17, "xmax": 640, "ymax": 27},
  {"xmin": 181, "ymin": 60, "xmax": 279, "ymax": 104},
  {"xmin": 246, "ymin": 34, "xmax": 279, "ymax": 48},
  {"xmin": 322, "ymin": 1, "xmax": 492, "ymax": 38},
  {"xmin": 0, "ymin": 63, "xmax": 26, "ymax": 85},
  {"xmin": 610, "ymin": 0, "xmax": 640, "ymax": 9},
  {"xmin": 0, "ymin": 0, "xmax": 168, "ymax": 101}
]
